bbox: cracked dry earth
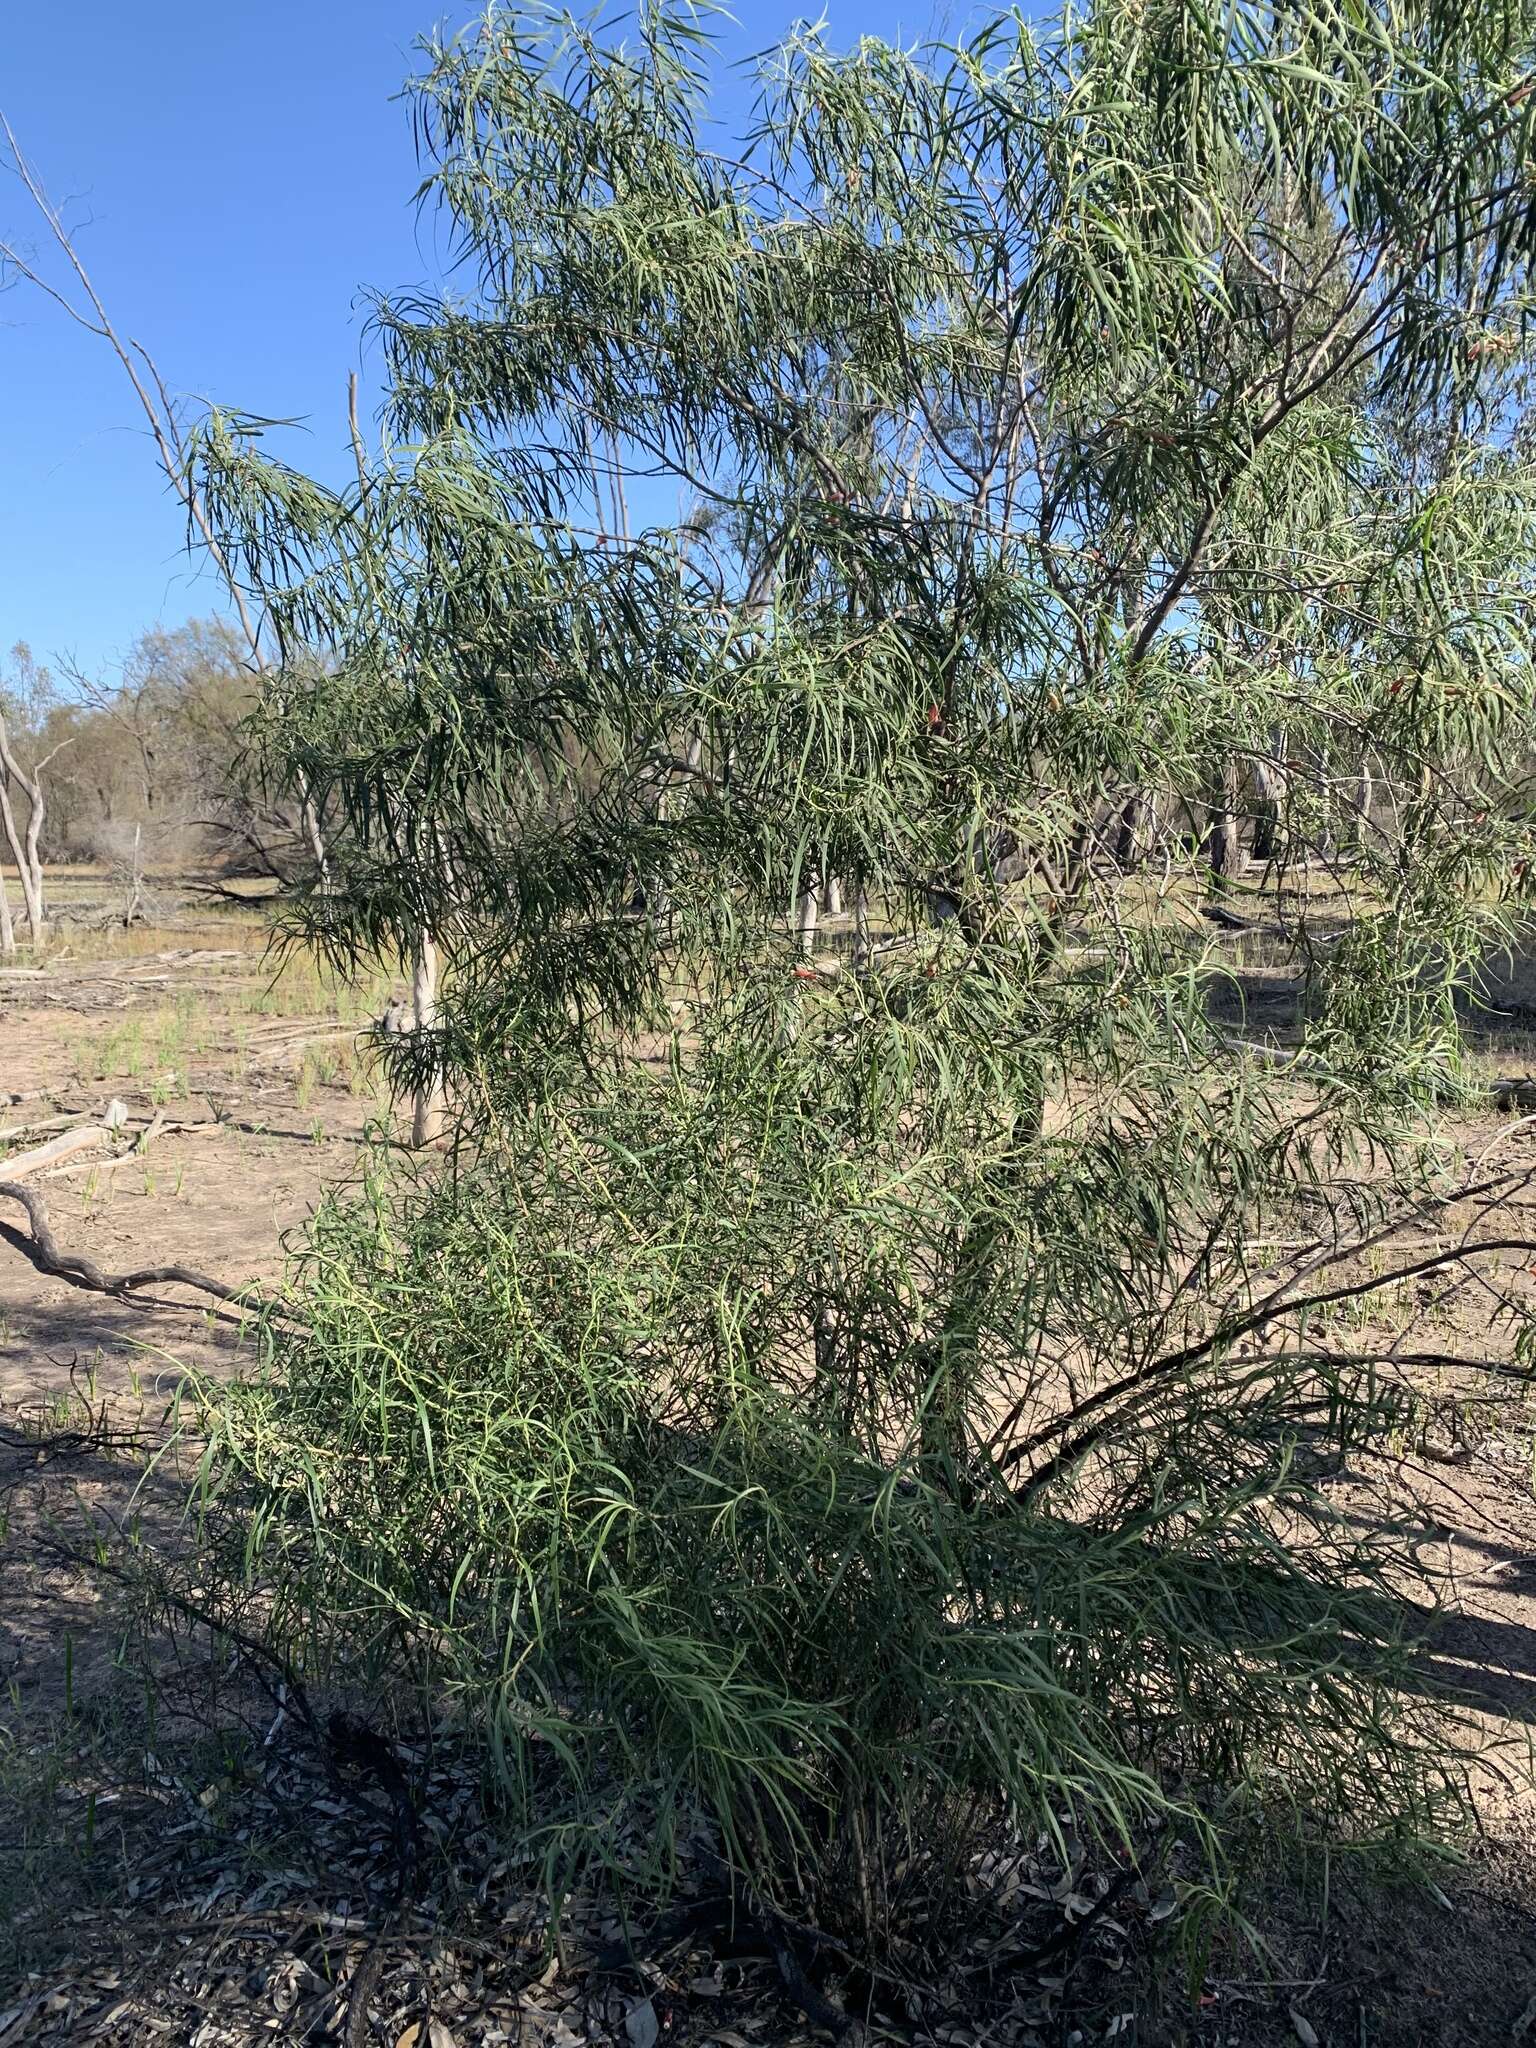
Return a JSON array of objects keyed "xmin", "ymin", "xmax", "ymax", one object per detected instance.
[{"xmin": 5, "ymin": 920, "xmax": 1536, "ymax": 2044}]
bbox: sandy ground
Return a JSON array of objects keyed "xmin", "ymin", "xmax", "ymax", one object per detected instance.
[{"xmin": 1, "ymin": 919, "xmax": 396, "ymax": 1710}]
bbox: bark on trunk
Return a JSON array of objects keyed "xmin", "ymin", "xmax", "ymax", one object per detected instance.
[
  {"xmin": 795, "ymin": 879, "xmax": 821, "ymax": 958},
  {"xmin": 410, "ymin": 937, "xmax": 446, "ymax": 1149},
  {"xmin": 1353, "ymin": 757, "xmax": 1374, "ymax": 851},
  {"xmin": 1204, "ymin": 760, "xmax": 1243, "ymax": 888},
  {"xmin": 0, "ymin": 713, "xmax": 57, "ymax": 947},
  {"xmin": 301, "ymin": 790, "xmax": 330, "ymax": 883},
  {"xmin": 0, "ymin": 784, "xmax": 42, "ymax": 946},
  {"xmin": 1114, "ymin": 794, "xmax": 1144, "ymax": 870},
  {"xmin": 1250, "ymin": 734, "xmax": 1287, "ymax": 864},
  {"xmin": 121, "ymin": 823, "xmax": 146, "ymax": 928}
]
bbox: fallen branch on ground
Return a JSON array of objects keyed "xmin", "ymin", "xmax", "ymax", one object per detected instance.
[
  {"xmin": 17, "ymin": 1121, "xmax": 221, "ymax": 1184},
  {"xmin": 1487, "ymin": 1075, "xmax": 1536, "ymax": 1111},
  {"xmin": 0, "ymin": 1177, "xmax": 270, "ymax": 1308},
  {"xmin": 0, "ymin": 1109, "xmax": 90, "ymax": 1146},
  {"xmin": 2, "ymin": 1125, "xmax": 112, "ymax": 1178}
]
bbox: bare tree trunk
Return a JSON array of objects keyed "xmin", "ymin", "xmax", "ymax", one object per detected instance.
[
  {"xmin": 19, "ymin": 770, "xmax": 49, "ymax": 947},
  {"xmin": 1353, "ymin": 757, "xmax": 1374, "ymax": 852},
  {"xmin": 852, "ymin": 885, "xmax": 871, "ymax": 971},
  {"xmin": 795, "ymin": 878, "xmax": 821, "ymax": 958},
  {"xmin": 1204, "ymin": 759, "xmax": 1243, "ymax": 889},
  {"xmin": 1250, "ymin": 728, "xmax": 1291, "ymax": 864},
  {"xmin": 824, "ymin": 876, "xmax": 843, "ymax": 917},
  {"xmin": 121, "ymin": 823, "xmax": 147, "ymax": 927},
  {"xmin": 301, "ymin": 792, "xmax": 330, "ymax": 883},
  {"xmin": 0, "ymin": 866, "xmax": 14, "ymax": 959},
  {"xmin": 0, "ymin": 782, "xmax": 32, "ymax": 938},
  {"xmin": 410, "ymin": 937, "xmax": 446, "ymax": 1148},
  {"xmin": 0, "ymin": 720, "xmax": 53, "ymax": 947},
  {"xmin": 1250, "ymin": 745, "xmax": 1286, "ymax": 865},
  {"xmin": 1114, "ymin": 793, "xmax": 1144, "ymax": 869}
]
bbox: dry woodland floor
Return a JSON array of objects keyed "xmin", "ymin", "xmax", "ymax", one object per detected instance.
[{"xmin": 3, "ymin": 873, "xmax": 1536, "ymax": 2045}]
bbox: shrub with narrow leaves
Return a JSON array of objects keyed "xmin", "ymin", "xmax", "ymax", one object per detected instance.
[{"xmin": 191, "ymin": 0, "xmax": 1536, "ymax": 1934}]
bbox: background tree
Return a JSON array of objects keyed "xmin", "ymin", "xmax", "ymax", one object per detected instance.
[
  {"xmin": 189, "ymin": 0, "xmax": 1536, "ymax": 1942},
  {"xmin": 0, "ymin": 641, "xmax": 69, "ymax": 951},
  {"xmin": 45, "ymin": 618, "xmax": 326, "ymax": 880}
]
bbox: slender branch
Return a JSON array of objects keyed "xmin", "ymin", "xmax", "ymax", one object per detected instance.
[{"xmin": 1008, "ymin": 1237, "xmax": 1536, "ymax": 1499}]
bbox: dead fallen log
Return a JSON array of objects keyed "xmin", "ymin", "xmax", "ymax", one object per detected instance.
[
  {"xmin": 30, "ymin": 1139, "xmax": 206, "ymax": 1184},
  {"xmin": 1, "ymin": 1125, "xmax": 112, "ymax": 1178},
  {"xmin": 0, "ymin": 1179, "xmax": 264, "ymax": 1308},
  {"xmin": 0, "ymin": 1110, "xmax": 90, "ymax": 1147}
]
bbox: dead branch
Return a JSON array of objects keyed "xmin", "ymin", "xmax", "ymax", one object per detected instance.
[
  {"xmin": 0, "ymin": 1110, "xmax": 90, "ymax": 1146},
  {"xmin": 2, "ymin": 1125, "xmax": 111, "ymax": 1177},
  {"xmin": 34, "ymin": 1120, "xmax": 219, "ymax": 1182},
  {"xmin": 1006, "ymin": 1230, "xmax": 1536, "ymax": 1500},
  {"xmin": 0, "ymin": 1178, "xmax": 266, "ymax": 1307}
]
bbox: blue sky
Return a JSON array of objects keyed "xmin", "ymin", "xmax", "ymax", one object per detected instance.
[{"xmin": 1, "ymin": 0, "xmax": 938, "ymax": 683}]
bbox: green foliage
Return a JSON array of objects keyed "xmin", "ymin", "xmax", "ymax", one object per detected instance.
[
  {"xmin": 201, "ymin": 1089, "xmax": 1473, "ymax": 1923},
  {"xmin": 187, "ymin": 0, "xmax": 1536, "ymax": 1937}
]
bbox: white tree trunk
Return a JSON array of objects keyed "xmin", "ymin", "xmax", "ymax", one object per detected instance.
[
  {"xmin": 1250, "ymin": 737, "xmax": 1288, "ymax": 864},
  {"xmin": 411, "ymin": 936, "xmax": 446, "ymax": 1148},
  {"xmin": 0, "ymin": 707, "xmax": 55, "ymax": 947},
  {"xmin": 21, "ymin": 796, "xmax": 46, "ymax": 947},
  {"xmin": 121, "ymin": 822, "xmax": 146, "ymax": 927},
  {"xmin": 795, "ymin": 879, "xmax": 821, "ymax": 958},
  {"xmin": 824, "ymin": 876, "xmax": 843, "ymax": 917},
  {"xmin": 0, "ymin": 866, "xmax": 14, "ymax": 959},
  {"xmin": 301, "ymin": 790, "xmax": 331, "ymax": 883},
  {"xmin": 0, "ymin": 778, "xmax": 42, "ymax": 947}
]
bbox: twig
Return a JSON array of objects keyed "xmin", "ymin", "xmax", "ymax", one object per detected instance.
[
  {"xmin": 343, "ymin": 1942, "xmax": 386, "ymax": 2048},
  {"xmin": 0, "ymin": 1401, "xmax": 153, "ymax": 1500}
]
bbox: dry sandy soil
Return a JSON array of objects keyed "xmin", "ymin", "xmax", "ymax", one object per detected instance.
[
  {"xmin": 1, "ymin": 906, "xmax": 396, "ymax": 1705},
  {"xmin": 5, "ymin": 888, "xmax": 1536, "ymax": 2045}
]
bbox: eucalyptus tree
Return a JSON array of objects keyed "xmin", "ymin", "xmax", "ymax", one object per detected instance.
[
  {"xmin": 0, "ymin": 643, "xmax": 68, "ymax": 951},
  {"xmin": 192, "ymin": 0, "xmax": 1536, "ymax": 1937}
]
